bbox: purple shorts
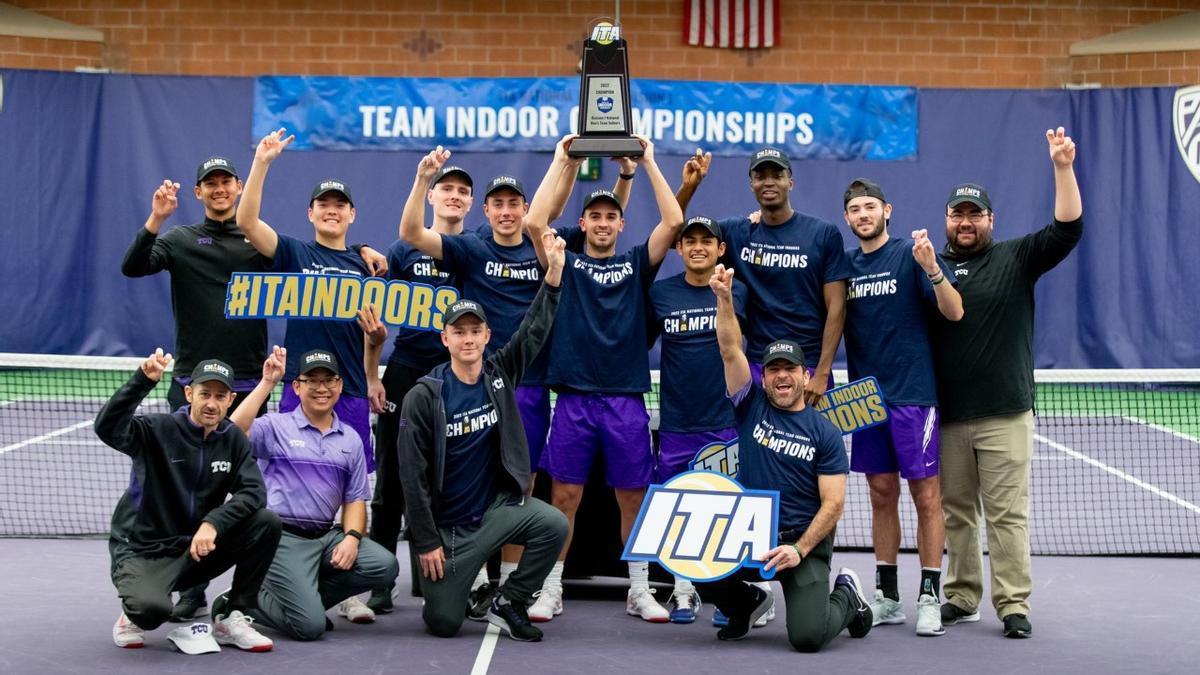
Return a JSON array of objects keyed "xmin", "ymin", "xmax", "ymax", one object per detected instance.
[
  {"xmin": 542, "ymin": 392, "xmax": 652, "ymax": 489},
  {"xmin": 656, "ymin": 428, "xmax": 738, "ymax": 482},
  {"xmin": 516, "ymin": 385, "xmax": 551, "ymax": 470},
  {"xmin": 750, "ymin": 362, "xmax": 835, "ymax": 390},
  {"xmin": 850, "ymin": 405, "xmax": 939, "ymax": 480},
  {"xmin": 280, "ymin": 385, "xmax": 375, "ymax": 473}
]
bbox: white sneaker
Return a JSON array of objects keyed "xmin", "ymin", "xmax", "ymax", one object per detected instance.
[
  {"xmin": 166, "ymin": 623, "xmax": 221, "ymax": 654},
  {"xmin": 915, "ymin": 594, "xmax": 945, "ymax": 637},
  {"xmin": 626, "ymin": 587, "xmax": 670, "ymax": 623},
  {"xmin": 752, "ymin": 582, "xmax": 774, "ymax": 626},
  {"xmin": 870, "ymin": 589, "xmax": 907, "ymax": 626},
  {"xmin": 337, "ymin": 596, "xmax": 376, "ymax": 624},
  {"xmin": 112, "ymin": 612, "xmax": 145, "ymax": 648},
  {"xmin": 213, "ymin": 610, "xmax": 273, "ymax": 652},
  {"xmin": 527, "ymin": 586, "xmax": 563, "ymax": 623}
]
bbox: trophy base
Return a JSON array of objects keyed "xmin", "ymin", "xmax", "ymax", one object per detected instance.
[{"xmin": 567, "ymin": 136, "xmax": 645, "ymax": 158}]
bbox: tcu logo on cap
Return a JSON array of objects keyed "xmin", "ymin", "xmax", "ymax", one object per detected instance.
[
  {"xmin": 203, "ymin": 363, "xmax": 230, "ymax": 377},
  {"xmin": 305, "ymin": 352, "xmax": 332, "ymax": 365},
  {"xmin": 319, "ymin": 180, "xmax": 345, "ymax": 191},
  {"xmin": 956, "ymin": 186, "xmax": 982, "ymax": 198}
]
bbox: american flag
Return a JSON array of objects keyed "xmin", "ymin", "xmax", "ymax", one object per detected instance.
[{"xmin": 683, "ymin": 0, "xmax": 781, "ymax": 49}]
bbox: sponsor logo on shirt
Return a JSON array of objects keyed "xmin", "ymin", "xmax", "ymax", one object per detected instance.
[
  {"xmin": 288, "ymin": 439, "xmax": 305, "ymax": 447},
  {"xmin": 751, "ymin": 421, "xmax": 816, "ymax": 461},
  {"xmin": 954, "ymin": 268, "xmax": 969, "ymax": 277},
  {"xmin": 197, "ymin": 237, "xmax": 214, "ymax": 245},
  {"xmin": 573, "ymin": 257, "xmax": 634, "ymax": 285},
  {"xmin": 210, "ymin": 460, "xmax": 232, "ymax": 473},
  {"xmin": 739, "ymin": 244, "xmax": 808, "ymax": 268},
  {"xmin": 492, "ymin": 378, "xmax": 504, "ymax": 390}
]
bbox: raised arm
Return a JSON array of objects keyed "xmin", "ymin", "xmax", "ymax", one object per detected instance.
[
  {"xmin": 912, "ymin": 229, "xmax": 963, "ymax": 321},
  {"xmin": 94, "ymin": 349, "xmax": 172, "ymax": 457},
  {"xmin": 710, "ymin": 265, "xmax": 751, "ymax": 396},
  {"xmin": 611, "ymin": 156, "xmax": 636, "ymax": 210},
  {"xmin": 1048, "ymin": 126, "xmax": 1081, "ymax": 222},
  {"xmin": 494, "ymin": 232, "xmax": 565, "ymax": 382},
  {"xmin": 399, "ymin": 146, "xmax": 453, "ymax": 260},
  {"xmin": 639, "ymin": 136, "xmax": 686, "ymax": 266},
  {"xmin": 527, "ymin": 136, "xmax": 581, "ymax": 268},
  {"xmin": 674, "ymin": 149, "xmax": 712, "ymax": 215},
  {"xmin": 122, "ymin": 180, "xmax": 180, "ymax": 276},
  {"xmin": 230, "ymin": 345, "xmax": 285, "ymax": 435},
  {"xmin": 236, "ymin": 128, "xmax": 293, "ymax": 259}
]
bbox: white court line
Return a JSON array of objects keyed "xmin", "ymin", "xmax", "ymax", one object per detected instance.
[
  {"xmin": 1035, "ymin": 433, "xmax": 1200, "ymax": 515},
  {"xmin": 1122, "ymin": 415, "xmax": 1200, "ymax": 446},
  {"xmin": 0, "ymin": 400, "xmax": 13, "ymax": 407},
  {"xmin": 0, "ymin": 420, "xmax": 93, "ymax": 455},
  {"xmin": 470, "ymin": 624, "xmax": 500, "ymax": 675},
  {"xmin": 34, "ymin": 439, "xmax": 106, "ymax": 447}
]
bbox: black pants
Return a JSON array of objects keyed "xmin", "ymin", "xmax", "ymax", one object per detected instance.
[
  {"xmin": 695, "ymin": 536, "xmax": 854, "ymax": 653},
  {"xmin": 370, "ymin": 362, "xmax": 431, "ymax": 557},
  {"xmin": 110, "ymin": 509, "xmax": 281, "ymax": 630}
]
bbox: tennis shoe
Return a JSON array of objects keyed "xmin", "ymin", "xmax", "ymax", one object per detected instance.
[
  {"xmin": 467, "ymin": 582, "xmax": 496, "ymax": 622},
  {"xmin": 870, "ymin": 590, "xmax": 907, "ymax": 625},
  {"xmin": 112, "ymin": 612, "xmax": 145, "ymax": 648},
  {"xmin": 366, "ymin": 586, "xmax": 394, "ymax": 614},
  {"xmin": 527, "ymin": 586, "xmax": 563, "ymax": 623},
  {"xmin": 1003, "ymin": 613, "xmax": 1032, "ymax": 639},
  {"xmin": 716, "ymin": 585, "xmax": 773, "ymax": 641},
  {"xmin": 626, "ymin": 587, "xmax": 670, "ymax": 623},
  {"xmin": 752, "ymin": 581, "xmax": 775, "ymax": 624},
  {"xmin": 213, "ymin": 610, "xmax": 273, "ymax": 652},
  {"xmin": 668, "ymin": 590, "xmax": 701, "ymax": 624},
  {"xmin": 487, "ymin": 596, "xmax": 543, "ymax": 642},
  {"xmin": 834, "ymin": 567, "xmax": 873, "ymax": 638},
  {"xmin": 337, "ymin": 596, "xmax": 376, "ymax": 624},
  {"xmin": 915, "ymin": 594, "xmax": 945, "ymax": 636},
  {"xmin": 940, "ymin": 601, "xmax": 981, "ymax": 625}
]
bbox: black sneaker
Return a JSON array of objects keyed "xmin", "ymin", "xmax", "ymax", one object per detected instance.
[
  {"xmin": 210, "ymin": 589, "xmax": 231, "ymax": 622},
  {"xmin": 169, "ymin": 592, "xmax": 209, "ymax": 622},
  {"xmin": 367, "ymin": 586, "xmax": 394, "ymax": 614},
  {"xmin": 487, "ymin": 596, "xmax": 543, "ymax": 642},
  {"xmin": 834, "ymin": 568, "xmax": 873, "ymax": 638},
  {"xmin": 467, "ymin": 582, "xmax": 496, "ymax": 622},
  {"xmin": 940, "ymin": 602, "xmax": 981, "ymax": 625},
  {"xmin": 716, "ymin": 584, "xmax": 773, "ymax": 641},
  {"xmin": 1003, "ymin": 613, "xmax": 1032, "ymax": 639}
]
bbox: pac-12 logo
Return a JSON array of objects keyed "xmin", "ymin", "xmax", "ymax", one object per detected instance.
[
  {"xmin": 622, "ymin": 471, "xmax": 778, "ymax": 582},
  {"xmin": 1174, "ymin": 85, "xmax": 1200, "ymax": 185},
  {"xmin": 689, "ymin": 440, "xmax": 739, "ymax": 477}
]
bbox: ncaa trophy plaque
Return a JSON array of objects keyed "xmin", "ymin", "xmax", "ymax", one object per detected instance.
[{"xmin": 569, "ymin": 20, "xmax": 644, "ymax": 158}]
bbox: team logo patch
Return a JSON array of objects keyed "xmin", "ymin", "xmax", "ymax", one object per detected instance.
[
  {"xmin": 814, "ymin": 376, "xmax": 890, "ymax": 434},
  {"xmin": 689, "ymin": 440, "xmax": 739, "ymax": 477},
  {"xmin": 591, "ymin": 22, "xmax": 619, "ymax": 45},
  {"xmin": 596, "ymin": 96, "xmax": 614, "ymax": 113},
  {"xmin": 622, "ymin": 470, "xmax": 779, "ymax": 582},
  {"xmin": 1174, "ymin": 85, "xmax": 1200, "ymax": 185}
]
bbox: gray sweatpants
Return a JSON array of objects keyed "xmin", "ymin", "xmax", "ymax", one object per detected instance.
[
  {"xmin": 247, "ymin": 528, "xmax": 399, "ymax": 641},
  {"xmin": 420, "ymin": 492, "xmax": 568, "ymax": 638}
]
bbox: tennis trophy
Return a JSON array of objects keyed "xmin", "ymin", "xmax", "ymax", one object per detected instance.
[{"xmin": 568, "ymin": 20, "xmax": 644, "ymax": 158}]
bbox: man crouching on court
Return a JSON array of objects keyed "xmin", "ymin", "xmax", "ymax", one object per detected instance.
[
  {"xmin": 700, "ymin": 264, "xmax": 873, "ymax": 651},
  {"xmin": 399, "ymin": 231, "xmax": 569, "ymax": 642},
  {"xmin": 96, "ymin": 352, "xmax": 280, "ymax": 653}
]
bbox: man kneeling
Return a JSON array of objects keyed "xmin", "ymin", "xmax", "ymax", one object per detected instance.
[
  {"xmin": 399, "ymin": 232, "xmax": 569, "ymax": 642},
  {"xmin": 230, "ymin": 345, "xmax": 399, "ymax": 641}
]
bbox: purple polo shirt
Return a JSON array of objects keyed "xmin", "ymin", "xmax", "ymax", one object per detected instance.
[{"xmin": 249, "ymin": 407, "xmax": 370, "ymax": 531}]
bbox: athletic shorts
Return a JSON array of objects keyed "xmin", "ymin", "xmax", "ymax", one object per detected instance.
[
  {"xmin": 541, "ymin": 392, "xmax": 652, "ymax": 489},
  {"xmin": 516, "ymin": 385, "xmax": 552, "ymax": 471},
  {"xmin": 850, "ymin": 405, "xmax": 940, "ymax": 480},
  {"xmin": 750, "ymin": 362, "xmax": 835, "ymax": 390},
  {"xmin": 656, "ymin": 428, "xmax": 738, "ymax": 482},
  {"xmin": 280, "ymin": 385, "xmax": 375, "ymax": 473}
]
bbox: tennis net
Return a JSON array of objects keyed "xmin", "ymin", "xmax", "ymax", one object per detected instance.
[{"xmin": 2, "ymin": 353, "xmax": 1197, "ymax": 555}]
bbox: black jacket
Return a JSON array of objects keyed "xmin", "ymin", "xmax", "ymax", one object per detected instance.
[
  {"xmin": 932, "ymin": 217, "xmax": 1084, "ymax": 423},
  {"xmin": 399, "ymin": 282, "xmax": 561, "ymax": 554},
  {"xmin": 95, "ymin": 369, "xmax": 267, "ymax": 563}
]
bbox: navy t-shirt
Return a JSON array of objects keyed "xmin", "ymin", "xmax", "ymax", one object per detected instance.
[
  {"xmin": 386, "ymin": 240, "xmax": 457, "ymax": 371},
  {"xmin": 730, "ymin": 383, "xmax": 848, "ymax": 531},
  {"xmin": 440, "ymin": 233, "xmax": 549, "ymax": 384},
  {"xmin": 649, "ymin": 274, "xmax": 748, "ymax": 432},
  {"xmin": 547, "ymin": 244, "xmax": 658, "ymax": 393},
  {"xmin": 719, "ymin": 212, "xmax": 851, "ymax": 364},
  {"xmin": 437, "ymin": 372, "xmax": 499, "ymax": 526},
  {"xmin": 845, "ymin": 237, "xmax": 955, "ymax": 407},
  {"xmin": 271, "ymin": 235, "xmax": 371, "ymax": 397}
]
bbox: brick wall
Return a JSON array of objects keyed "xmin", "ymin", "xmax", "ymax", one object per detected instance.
[{"xmin": 1, "ymin": 1, "xmax": 1198, "ymax": 87}]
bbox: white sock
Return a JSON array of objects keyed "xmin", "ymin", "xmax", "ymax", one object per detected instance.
[
  {"xmin": 499, "ymin": 561, "xmax": 519, "ymax": 586},
  {"xmin": 473, "ymin": 566, "xmax": 489, "ymax": 588},
  {"xmin": 629, "ymin": 561, "xmax": 649, "ymax": 591},
  {"xmin": 544, "ymin": 561, "xmax": 564, "ymax": 591},
  {"xmin": 673, "ymin": 576, "xmax": 695, "ymax": 595}
]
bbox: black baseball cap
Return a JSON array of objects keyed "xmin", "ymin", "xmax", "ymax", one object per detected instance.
[
  {"xmin": 680, "ymin": 215, "xmax": 722, "ymax": 241},
  {"xmin": 843, "ymin": 178, "xmax": 887, "ymax": 207},
  {"xmin": 946, "ymin": 183, "xmax": 991, "ymax": 210},
  {"xmin": 749, "ymin": 147, "xmax": 791, "ymax": 174},
  {"xmin": 484, "ymin": 175, "xmax": 526, "ymax": 200},
  {"xmin": 581, "ymin": 189, "xmax": 623, "ymax": 215},
  {"xmin": 190, "ymin": 359, "xmax": 234, "ymax": 388},
  {"xmin": 195, "ymin": 156, "xmax": 238, "ymax": 184},
  {"xmin": 298, "ymin": 349, "xmax": 340, "ymax": 376},
  {"xmin": 763, "ymin": 340, "xmax": 806, "ymax": 367},
  {"xmin": 432, "ymin": 165, "xmax": 473, "ymax": 189},
  {"xmin": 310, "ymin": 179, "xmax": 354, "ymax": 207},
  {"xmin": 443, "ymin": 298, "xmax": 488, "ymax": 326}
]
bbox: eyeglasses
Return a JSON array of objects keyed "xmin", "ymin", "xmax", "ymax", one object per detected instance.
[
  {"xmin": 296, "ymin": 376, "xmax": 341, "ymax": 389},
  {"xmin": 946, "ymin": 211, "xmax": 990, "ymax": 224}
]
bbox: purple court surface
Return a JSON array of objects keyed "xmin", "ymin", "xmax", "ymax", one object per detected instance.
[{"xmin": 1, "ymin": 539, "xmax": 1195, "ymax": 675}]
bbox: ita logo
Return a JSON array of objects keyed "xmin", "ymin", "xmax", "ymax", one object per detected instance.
[
  {"xmin": 689, "ymin": 439, "xmax": 739, "ymax": 477},
  {"xmin": 622, "ymin": 470, "xmax": 779, "ymax": 582},
  {"xmin": 1174, "ymin": 85, "xmax": 1200, "ymax": 185}
]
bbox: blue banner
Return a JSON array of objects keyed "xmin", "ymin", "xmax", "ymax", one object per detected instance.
[{"xmin": 253, "ymin": 76, "xmax": 917, "ymax": 160}]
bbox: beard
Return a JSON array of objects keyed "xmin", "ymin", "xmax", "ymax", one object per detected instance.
[{"xmin": 765, "ymin": 383, "xmax": 805, "ymax": 409}]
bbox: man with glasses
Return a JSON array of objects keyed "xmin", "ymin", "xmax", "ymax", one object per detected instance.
[{"xmin": 933, "ymin": 128, "xmax": 1083, "ymax": 640}]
